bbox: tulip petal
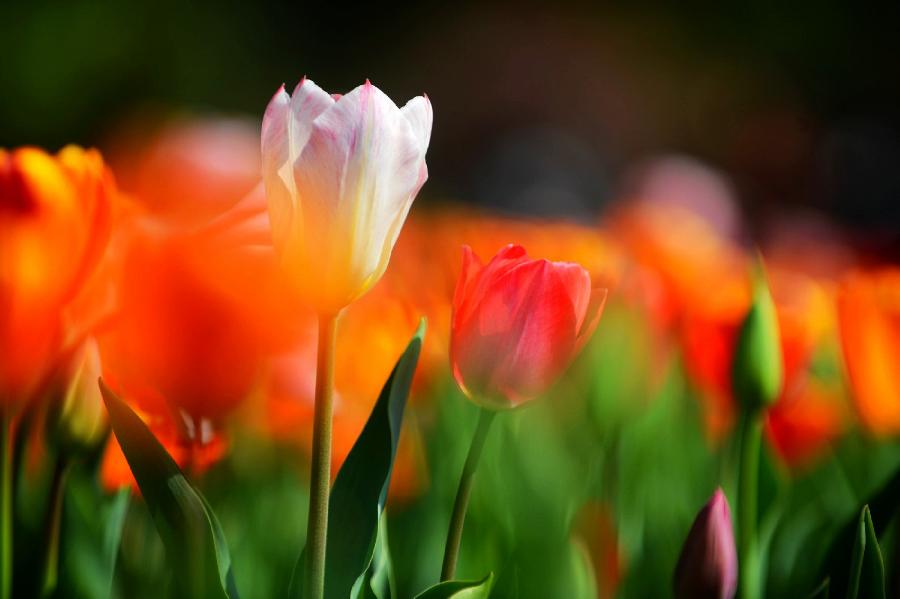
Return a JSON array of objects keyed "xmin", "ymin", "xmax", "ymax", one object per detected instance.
[
  {"xmin": 261, "ymin": 79, "xmax": 333, "ymax": 259},
  {"xmin": 401, "ymin": 95, "xmax": 433, "ymax": 153},
  {"xmin": 293, "ymin": 81, "xmax": 424, "ymax": 305},
  {"xmin": 495, "ymin": 261, "xmax": 580, "ymax": 403},
  {"xmin": 452, "ymin": 245, "xmax": 483, "ymax": 321},
  {"xmin": 575, "ymin": 287, "xmax": 608, "ymax": 351}
]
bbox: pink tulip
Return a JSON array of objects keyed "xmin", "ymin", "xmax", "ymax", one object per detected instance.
[{"xmin": 673, "ymin": 488, "xmax": 738, "ymax": 599}]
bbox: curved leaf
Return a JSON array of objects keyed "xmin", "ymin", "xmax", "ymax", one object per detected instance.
[
  {"xmin": 290, "ymin": 320, "xmax": 425, "ymax": 599},
  {"xmin": 413, "ymin": 573, "xmax": 494, "ymax": 599},
  {"xmin": 818, "ymin": 464, "xmax": 900, "ymax": 595},
  {"xmin": 846, "ymin": 505, "xmax": 885, "ymax": 599},
  {"xmin": 99, "ymin": 379, "xmax": 237, "ymax": 598},
  {"xmin": 355, "ymin": 517, "xmax": 395, "ymax": 599}
]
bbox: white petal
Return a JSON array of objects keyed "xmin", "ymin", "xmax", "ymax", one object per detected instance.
[
  {"xmin": 401, "ymin": 95, "xmax": 432, "ymax": 153},
  {"xmin": 260, "ymin": 80, "xmax": 333, "ymax": 255},
  {"xmin": 260, "ymin": 85, "xmax": 294, "ymax": 251},
  {"xmin": 287, "ymin": 78, "xmax": 334, "ymax": 155},
  {"xmin": 292, "ymin": 81, "xmax": 425, "ymax": 300}
]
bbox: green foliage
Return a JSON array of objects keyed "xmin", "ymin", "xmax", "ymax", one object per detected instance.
[
  {"xmin": 99, "ymin": 380, "xmax": 237, "ymax": 598},
  {"xmin": 846, "ymin": 506, "xmax": 885, "ymax": 599},
  {"xmin": 413, "ymin": 572, "xmax": 493, "ymax": 599},
  {"xmin": 290, "ymin": 320, "xmax": 424, "ymax": 599}
]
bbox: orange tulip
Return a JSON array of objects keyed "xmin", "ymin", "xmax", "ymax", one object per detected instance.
[
  {"xmin": 837, "ymin": 268, "xmax": 900, "ymax": 435},
  {"xmin": 100, "ymin": 119, "xmax": 300, "ymax": 427},
  {"xmin": 110, "ymin": 116, "xmax": 262, "ymax": 228},
  {"xmin": 450, "ymin": 244, "xmax": 607, "ymax": 410},
  {"xmin": 0, "ymin": 146, "xmax": 115, "ymax": 403}
]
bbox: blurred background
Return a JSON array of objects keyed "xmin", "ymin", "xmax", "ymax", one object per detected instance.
[
  {"xmin": 2, "ymin": 1, "xmax": 899, "ymax": 242},
  {"xmin": 5, "ymin": 2, "xmax": 900, "ymax": 598}
]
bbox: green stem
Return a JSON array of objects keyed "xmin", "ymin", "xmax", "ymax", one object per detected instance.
[
  {"xmin": 305, "ymin": 313, "xmax": 338, "ymax": 599},
  {"xmin": 440, "ymin": 408, "xmax": 496, "ymax": 581},
  {"xmin": 41, "ymin": 457, "xmax": 70, "ymax": 598},
  {"xmin": 1, "ymin": 407, "xmax": 12, "ymax": 599},
  {"xmin": 738, "ymin": 408, "xmax": 763, "ymax": 599}
]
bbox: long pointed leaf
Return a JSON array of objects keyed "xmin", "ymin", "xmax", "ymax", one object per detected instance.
[
  {"xmin": 819, "ymin": 464, "xmax": 900, "ymax": 597},
  {"xmin": 846, "ymin": 505, "xmax": 885, "ymax": 599},
  {"xmin": 99, "ymin": 379, "xmax": 237, "ymax": 598}
]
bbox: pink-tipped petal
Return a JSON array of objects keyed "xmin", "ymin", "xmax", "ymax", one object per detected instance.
[{"xmin": 289, "ymin": 81, "xmax": 423, "ymax": 307}]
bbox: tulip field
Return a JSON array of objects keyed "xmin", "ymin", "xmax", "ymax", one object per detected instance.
[{"xmin": 3, "ymin": 6, "xmax": 900, "ymax": 598}]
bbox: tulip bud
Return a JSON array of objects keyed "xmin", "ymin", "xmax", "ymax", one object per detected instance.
[
  {"xmin": 673, "ymin": 488, "xmax": 738, "ymax": 599},
  {"xmin": 50, "ymin": 339, "xmax": 109, "ymax": 455},
  {"xmin": 450, "ymin": 244, "xmax": 607, "ymax": 410},
  {"xmin": 732, "ymin": 258, "xmax": 783, "ymax": 411},
  {"xmin": 261, "ymin": 78, "xmax": 432, "ymax": 312}
]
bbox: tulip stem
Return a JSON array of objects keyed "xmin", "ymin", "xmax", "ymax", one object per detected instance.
[
  {"xmin": 737, "ymin": 408, "xmax": 763, "ymax": 599},
  {"xmin": 441, "ymin": 407, "xmax": 496, "ymax": 581},
  {"xmin": 1, "ymin": 407, "xmax": 12, "ymax": 599},
  {"xmin": 305, "ymin": 313, "xmax": 339, "ymax": 599}
]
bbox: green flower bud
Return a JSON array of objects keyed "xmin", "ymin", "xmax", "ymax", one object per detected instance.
[
  {"xmin": 731, "ymin": 258, "xmax": 783, "ymax": 411},
  {"xmin": 51, "ymin": 339, "xmax": 109, "ymax": 455}
]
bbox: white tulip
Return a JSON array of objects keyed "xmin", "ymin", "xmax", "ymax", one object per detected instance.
[{"xmin": 261, "ymin": 78, "xmax": 431, "ymax": 312}]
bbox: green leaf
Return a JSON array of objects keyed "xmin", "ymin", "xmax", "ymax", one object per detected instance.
[
  {"xmin": 807, "ymin": 578, "xmax": 829, "ymax": 599},
  {"xmin": 290, "ymin": 319, "xmax": 425, "ymax": 599},
  {"xmin": 98, "ymin": 379, "xmax": 238, "ymax": 598},
  {"xmin": 846, "ymin": 505, "xmax": 885, "ymax": 599},
  {"xmin": 354, "ymin": 517, "xmax": 395, "ymax": 599},
  {"xmin": 413, "ymin": 573, "xmax": 494, "ymax": 599},
  {"xmin": 818, "ymin": 463, "xmax": 900, "ymax": 596},
  {"xmin": 102, "ymin": 487, "xmax": 131, "ymax": 597}
]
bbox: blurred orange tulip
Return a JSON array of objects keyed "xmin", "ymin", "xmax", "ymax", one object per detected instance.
[
  {"xmin": 0, "ymin": 145, "xmax": 115, "ymax": 404},
  {"xmin": 99, "ymin": 118, "xmax": 301, "ymax": 431},
  {"xmin": 110, "ymin": 116, "xmax": 262, "ymax": 228},
  {"xmin": 837, "ymin": 268, "xmax": 900, "ymax": 436},
  {"xmin": 100, "ymin": 410, "xmax": 227, "ymax": 492}
]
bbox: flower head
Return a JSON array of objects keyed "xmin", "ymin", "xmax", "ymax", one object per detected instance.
[
  {"xmin": 0, "ymin": 146, "xmax": 115, "ymax": 402},
  {"xmin": 261, "ymin": 78, "xmax": 431, "ymax": 312},
  {"xmin": 450, "ymin": 244, "xmax": 606, "ymax": 409},
  {"xmin": 673, "ymin": 488, "xmax": 738, "ymax": 599}
]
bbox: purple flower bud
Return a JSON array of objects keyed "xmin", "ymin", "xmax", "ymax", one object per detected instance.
[{"xmin": 673, "ymin": 488, "xmax": 738, "ymax": 599}]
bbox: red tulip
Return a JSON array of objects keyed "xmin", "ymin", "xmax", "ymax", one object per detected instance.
[{"xmin": 450, "ymin": 244, "xmax": 606, "ymax": 410}]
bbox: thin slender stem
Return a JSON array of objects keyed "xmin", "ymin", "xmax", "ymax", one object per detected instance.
[
  {"xmin": 305, "ymin": 313, "xmax": 338, "ymax": 599},
  {"xmin": 1, "ymin": 407, "xmax": 12, "ymax": 599},
  {"xmin": 41, "ymin": 457, "xmax": 70, "ymax": 598},
  {"xmin": 440, "ymin": 408, "xmax": 496, "ymax": 581},
  {"xmin": 737, "ymin": 408, "xmax": 763, "ymax": 599}
]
